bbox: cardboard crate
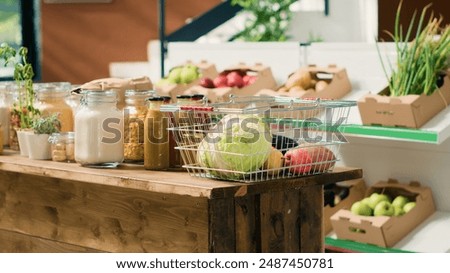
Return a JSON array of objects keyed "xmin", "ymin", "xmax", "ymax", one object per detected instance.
[
  {"xmin": 330, "ymin": 179, "xmax": 435, "ymax": 248},
  {"xmin": 323, "ymin": 179, "xmax": 366, "ymax": 235},
  {"xmin": 255, "ymin": 64, "xmax": 352, "ymax": 100},
  {"xmin": 183, "ymin": 62, "xmax": 277, "ymax": 102},
  {"xmin": 155, "ymin": 60, "xmax": 218, "ymax": 102},
  {"xmin": 358, "ymin": 70, "xmax": 450, "ymax": 128}
]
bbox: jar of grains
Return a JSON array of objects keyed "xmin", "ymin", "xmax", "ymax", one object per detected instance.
[
  {"xmin": 75, "ymin": 90, "xmax": 124, "ymax": 168},
  {"xmin": 35, "ymin": 82, "xmax": 74, "ymax": 132},
  {"xmin": 123, "ymin": 89, "xmax": 153, "ymax": 162}
]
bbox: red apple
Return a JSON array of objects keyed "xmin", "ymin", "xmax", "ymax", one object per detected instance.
[
  {"xmin": 226, "ymin": 71, "xmax": 244, "ymax": 88},
  {"xmin": 284, "ymin": 148, "xmax": 313, "ymax": 174},
  {"xmin": 213, "ymin": 75, "xmax": 228, "ymax": 87},
  {"xmin": 199, "ymin": 77, "xmax": 215, "ymax": 88},
  {"xmin": 243, "ymin": 75, "xmax": 258, "ymax": 86}
]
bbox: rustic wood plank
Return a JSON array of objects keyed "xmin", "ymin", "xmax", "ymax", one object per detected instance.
[
  {"xmin": 0, "ymin": 171, "xmax": 209, "ymax": 253},
  {"xmin": 208, "ymin": 198, "xmax": 235, "ymax": 252},
  {"xmin": 235, "ymin": 195, "xmax": 259, "ymax": 252},
  {"xmin": 299, "ymin": 184, "xmax": 324, "ymax": 252},
  {"xmin": 0, "ymin": 151, "xmax": 362, "ymax": 199},
  {"xmin": 0, "ymin": 229, "xmax": 103, "ymax": 253},
  {"xmin": 260, "ymin": 190, "xmax": 300, "ymax": 252}
]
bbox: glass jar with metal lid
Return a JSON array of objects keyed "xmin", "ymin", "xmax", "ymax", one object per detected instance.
[
  {"xmin": 144, "ymin": 96, "xmax": 169, "ymax": 170},
  {"xmin": 35, "ymin": 82, "xmax": 74, "ymax": 132},
  {"xmin": 123, "ymin": 89, "xmax": 154, "ymax": 162},
  {"xmin": 74, "ymin": 90, "xmax": 124, "ymax": 168}
]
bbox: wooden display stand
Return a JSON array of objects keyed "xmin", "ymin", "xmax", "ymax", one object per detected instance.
[{"xmin": 0, "ymin": 151, "xmax": 361, "ymax": 253}]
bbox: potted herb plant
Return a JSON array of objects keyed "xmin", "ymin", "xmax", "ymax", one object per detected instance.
[
  {"xmin": 0, "ymin": 42, "xmax": 40, "ymax": 154},
  {"xmin": 358, "ymin": 2, "xmax": 450, "ymax": 128},
  {"xmin": 26, "ymin": 113, "xmax": 61, "ymax": 160}
]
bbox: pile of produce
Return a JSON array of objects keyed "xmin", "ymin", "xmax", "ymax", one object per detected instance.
[
  {"xmin": 278, "ymin": 68, "xmax": 329, "ymax": 93},
  {"xmin": 157, "ymin": 64, "xmax": 202, "ymax": 86},
  {"xmin": 199, "ymin": 69, "xmax": 258, "ymax": 89},
  {"xmin": 350, "ymin": 192, "xmax": 416, "ymax": 217},
  {"xmin": 196, "ymin": 113, "xmax": 337, "ymax": 180}
]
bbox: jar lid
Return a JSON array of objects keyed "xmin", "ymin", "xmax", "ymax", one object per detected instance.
[
  {"xmin": 147, "ymin": 96, "xmax": 165, "ymax": 101},
  {"xmin": 176, "ymin": 95, "xmax": 193, "ymax": 99},
  {"xmin": 84, "ymin": 89, "xmax": 118, "ymax": 103},
  {"xmin": 125, "ymin": 89, "xmax": 155, "ymax": 97},
  {"xmin": 191, "ymin": 94, "xmax": 205, "ymax": 100},
  {"xmin": 48, "ymin": 132, "xmax": 75, "ymax": 143},
  {"xmin": 35, "ymin": 82, "xmax": 71, "ymax": 98}
]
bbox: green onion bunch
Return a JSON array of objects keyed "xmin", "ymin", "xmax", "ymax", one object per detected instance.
[{"xmin": 378, "ymin": 1, "xmax": 450, "ymax": 97}]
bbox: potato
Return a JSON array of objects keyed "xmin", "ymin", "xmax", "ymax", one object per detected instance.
[
  {"xmin": 262, "ymin": 147, "xmax": 284, "ymax": 176},
  {"xmin": 284, "ymin": 146, "xmax": 336, "ymax": 174},
  {"xmin": 315, "ymin": 80, "xmax": 329, "ymax": 92},
  {"xmin": 285, "ymin": 69, "xmax": 312, "ymax": 90}
]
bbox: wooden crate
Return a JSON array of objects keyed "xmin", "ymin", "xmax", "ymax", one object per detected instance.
[{"xmin": 0, "ymin": 151, "xmax": 361, "ymax": 253}]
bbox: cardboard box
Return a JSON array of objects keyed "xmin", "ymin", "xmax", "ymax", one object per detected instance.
[
  {"xmin": 183, "ymin": 62, "xmax": 277, "ymax": 102},
  {"xmin": 358, "ymin": 71, "xmax": 450, "ymax": 128},
  {"xmin": 330, "ymin": 179, "xmax": 435, "ymax": 248},
  {"xmin": 323, "ymin": 179, "xmax": 366, "ymax": 235},
  {"xmin": 155, "ymin": 60, "xmax": 218, "ymax": 102},
  {"xmin": 255, "ymin": 64, "xmax": 352, "ymax": 100}
]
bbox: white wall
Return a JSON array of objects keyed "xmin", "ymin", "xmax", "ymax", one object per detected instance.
[{"xmin": 288, "ymin": 0, "xmax": 378, "ymax": 43}]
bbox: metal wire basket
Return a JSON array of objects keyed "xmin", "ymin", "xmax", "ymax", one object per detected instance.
[{"xmin": 161, "ymin": 96, "xmax": 356, "ymax": 183}]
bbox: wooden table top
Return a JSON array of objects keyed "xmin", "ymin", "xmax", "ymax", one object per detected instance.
[{"xmin": 0, "ymin": 150, "xmax": 362, "ymax": 199}]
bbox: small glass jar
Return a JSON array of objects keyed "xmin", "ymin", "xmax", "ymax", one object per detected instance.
[
  {"xmin": 144, "ymin": 97, "xmax": 169, "ymax": 170},
  {"xmin": 48, "ymin": 132, "xmax": 75, "ymax": 162},
  {"xmin": 75, "ymin": 90, "xmax": 124, "ymax": 168},
  {"xmin": 0, "ymin": 82, "xmax": 13, "ymax": 147},
  {"xmin": 35, "ymin": 82, "xmax": 74, "ymax": 132},
  {"xmin": 0, "ymin": 124, "xmax": 3, "ymax": 154},
  {"xmin": 123, "ymin": 89, "xmax": 154, "ymax": 162}
]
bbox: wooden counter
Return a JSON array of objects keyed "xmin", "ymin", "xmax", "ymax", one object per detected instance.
[{"xmin": 0, "ymin": 150, "xmax": 362, "ymax": 253}]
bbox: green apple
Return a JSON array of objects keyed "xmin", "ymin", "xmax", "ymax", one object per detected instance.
[
  {"xmin": 392, "ymin": 195, "xmax": 409, "ymax": 208},
  {"xmin": 403, "ymin": 202, "xmax": 416, "ymax": 213},
  {"xmin": 180, "ymin": 65, "xmax": 200, "ymax": 84},
  {"xmin": 373, "ymin": 201, "xmax": 395, "ymax": 216},
  {"xmin": 361, "ymin": 197, "xmax": 371, "ymax": 207},
  {"xmin": 167, "ymin": 66, "xmax": 183, "ymax": 83},
  {"xmin": 351, "ymin": 201, "xmax": 373, "ymax": 216},
  {"xmin": 368, "ymin": 193, "xmax": 391, "ymax": 209},
  {"xmin": 394, "ymin": 206, "xmax": 405, "ymax": 216}
]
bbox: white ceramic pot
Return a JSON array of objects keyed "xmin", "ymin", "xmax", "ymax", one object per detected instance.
[
  {"xmin": 26, "ymin": 133, "xmax": 51, "ymax": 160},
  {"xmin": 16, "ymin": 129, "xmax": 33, "ymax": 157}
]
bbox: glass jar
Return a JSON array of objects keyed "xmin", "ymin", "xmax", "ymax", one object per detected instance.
[
  {"xmin": 48, "ymin": 132, "xmax": 75, "ymax": 162},
  {"xmin": 6, "ymin": 83, "xmax": 23, "ymax": 150},
  {"xmin": 144, "ymin": 97, "xmax": 169, "ymax": 170},
  {"xmin": 75, "ymin": 90, "xmax": 124, "ymax": 168},
  {"xmin": 0, "ymin": 82, "xmax": 13, "ymax": 147},
  {"xmin": 0, "ymin": 124, "xmax": 3, "ymax": 154},
  {"xmin": 124, "ymin": 89, "xmax": 154, "ymax": 162},
  {"xmin": 35, "ymin": 82, "xmax": 74, "ymax": 132}
]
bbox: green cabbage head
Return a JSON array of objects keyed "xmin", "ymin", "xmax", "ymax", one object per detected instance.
[{"xmin": 197, "ymin": 114, "xmax": 272, "ymax": 179}]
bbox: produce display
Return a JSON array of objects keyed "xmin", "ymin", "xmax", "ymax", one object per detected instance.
[
  {"xmin": 350, "ymin": 192, "xmax": 416, "ymax": 217},
  {"xmin": 199, "ymin": 69, "xmax": 258, "ymax": 89},
  {"xmin": 157, "ymin": 64, "xmax": 202, "ymax": 86}
]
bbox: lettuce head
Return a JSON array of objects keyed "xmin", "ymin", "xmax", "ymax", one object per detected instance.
[{"xmin": 197, "ymin": 114, "xmax": 272, "ymax": 179}]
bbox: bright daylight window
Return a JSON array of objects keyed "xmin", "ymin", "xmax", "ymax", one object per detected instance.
[{"xmin": 0, "ymin": 0, "xmax": 22, "ymax": 78}]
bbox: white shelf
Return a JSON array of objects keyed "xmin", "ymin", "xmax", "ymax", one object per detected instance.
[{"xmin": 340, "ymin": 89, "xmax": 450, "ymax": 144}]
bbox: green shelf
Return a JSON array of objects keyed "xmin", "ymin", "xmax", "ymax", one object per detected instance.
[
  {"xmin": 341, "ymin": 124, "xmax": 438, "ymax": 144},
  {"xmin": 325, "ymin": 237, "xmax": 414, "ymax": 253}
]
